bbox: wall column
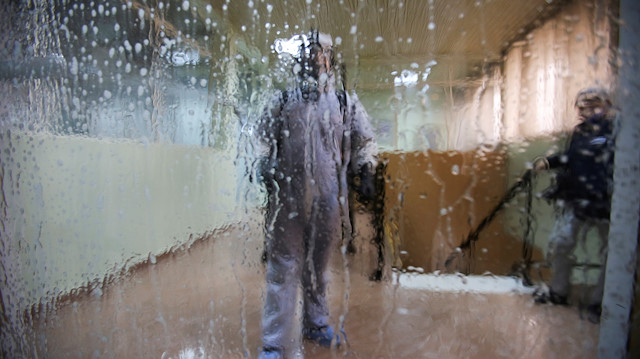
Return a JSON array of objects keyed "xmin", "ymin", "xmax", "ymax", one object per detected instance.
[{"xmin": 598, "ymin": 0, "xmax": 640, "ymax": 357}]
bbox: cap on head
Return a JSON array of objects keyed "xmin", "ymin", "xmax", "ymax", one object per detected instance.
[
  {"xmin": 575, "ymin": 87, "xmax": 611, "ymax": 108},
  {"xmin": 317, "ymin": 32, "xmax": 333, "ymax": 49}
]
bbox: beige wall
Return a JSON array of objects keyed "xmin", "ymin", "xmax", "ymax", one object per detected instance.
[
  {"xmin": 1, "ymin": 132, "xmax": 238, "ymax": 306},
  {"xmin": 443, "ymin": 0, "xmax": 615, "ymax": 151},
  {"xmin": 502, "ymin": 0, "xmax": 615, "ymax": 141},
  {"xmin": 447, "ymin": 68, "xmax": 503, "ymax": 151},
  {"xmin": 382, "ymin": 149, "xmax": 529, "ymax": 273}
]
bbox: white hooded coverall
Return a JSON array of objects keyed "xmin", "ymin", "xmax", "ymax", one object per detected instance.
[{"xmin": 257, "ymin": 74, "xmax": 378, "ymax": 351}]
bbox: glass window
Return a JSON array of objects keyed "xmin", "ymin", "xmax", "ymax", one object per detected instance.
[{"xmin": 1, "ymin": 0, "xmax": 638, "ymax": 358}]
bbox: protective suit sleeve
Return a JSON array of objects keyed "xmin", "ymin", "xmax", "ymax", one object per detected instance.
[
  {"xmin": 255, "ymin": 91, "xmax": 285, "ymax": 184},
  {"xmin": 346, "ymin": 91, "xmax": 378, "ymax": 200},
  {"xmin": 257, "ymin": 91, "xmax": 285, "ymax": 146}
]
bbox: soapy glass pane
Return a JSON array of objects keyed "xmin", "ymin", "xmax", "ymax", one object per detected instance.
[{"xmin": 0, "ymin": 1, "xmax": 630, "ymax": 358}]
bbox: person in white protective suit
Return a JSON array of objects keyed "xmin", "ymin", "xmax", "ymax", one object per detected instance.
[{"xmin": 256, "ymin": 31, "xmax": 378, "ymax": 359}]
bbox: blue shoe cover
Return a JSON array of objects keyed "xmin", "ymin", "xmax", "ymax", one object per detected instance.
[{"xmin": 303, "ymin": 326, "xmax": 346, "ymax": 347}]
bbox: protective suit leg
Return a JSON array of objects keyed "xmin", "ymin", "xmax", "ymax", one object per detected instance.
[
  {"xmin": 548, "ymin": 208, "xmax": 581, "ymax": 298},
  {"xmin": 588, "ymin": 219, "xmax": 610, "ymax": 306},
  {"xmin": 301, "ymin": 196, "xmax": 341, "ymax": 330},
  {"xmin": 261, "ymin": 205, "xmax": 305, "ymax": 351}
]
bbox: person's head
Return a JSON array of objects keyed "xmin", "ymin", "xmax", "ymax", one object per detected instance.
[
  {"xmin": 574, "ymin": 87, "xmax": 612, "ymax": 120},
  {"xmin": 297, "ymin": 30, "xmax": 334, "ymax": 81},
  {"xmin": 307, "ymin": 32, "xmax": 333, "ymax": 75}
]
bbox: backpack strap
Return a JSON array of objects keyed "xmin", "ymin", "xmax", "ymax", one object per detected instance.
[
  {"xmin": 336, "ymin": 90, "xmax": 347, "ymax": 116},
  {"xmin": 281, "ymin": 89, "xmax": 345, "ymax": 116},
  {"xmin": 280, "ymin": 89, "xmax": 289, "ymax": 111}
]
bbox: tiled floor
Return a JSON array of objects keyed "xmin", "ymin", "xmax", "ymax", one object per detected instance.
[{"xmin": 32, "ymin": 224, "xmax": 599, "ymax": 359}]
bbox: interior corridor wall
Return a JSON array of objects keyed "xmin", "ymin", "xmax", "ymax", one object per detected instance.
[
  {"xmin": 446, "ymin": 67, "xmax": 503, "ymax": 152},
  {"xmin": 502, "ymin": 0, "xmax": 616, "ymax": 141},
  {"xmin": 444, "ymin": 1, "xmax": 615, "ymax": 153},
  {"xmin": 0, "ymin": 15, "xmax": 243, "ymax": 312},
  {"xmin": 0, "ymin": 131, "xmax": 238, "ymax": 307}
]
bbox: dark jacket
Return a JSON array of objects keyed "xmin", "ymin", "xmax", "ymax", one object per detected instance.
[{"xmin": 545, "ymin": 113, "xmax": 616, "ymax": 220}]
